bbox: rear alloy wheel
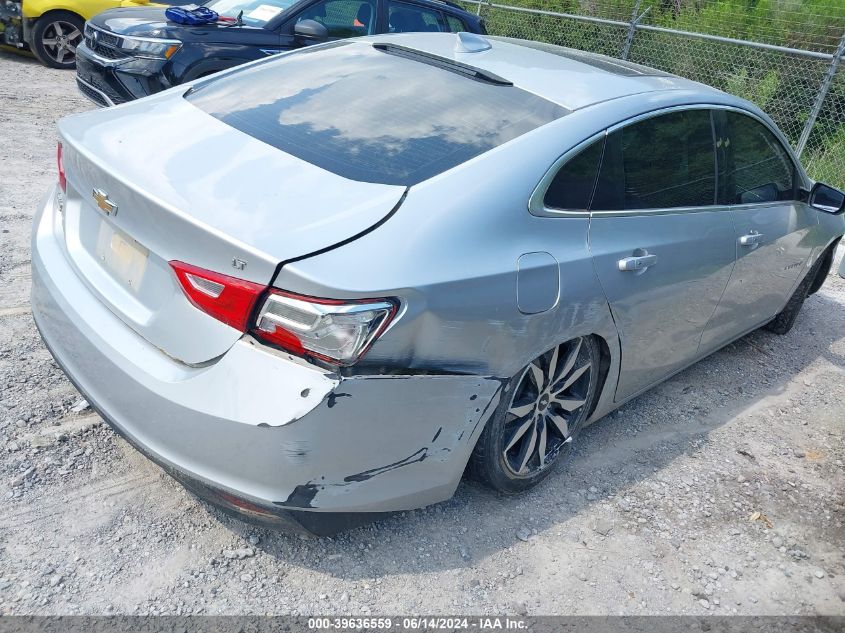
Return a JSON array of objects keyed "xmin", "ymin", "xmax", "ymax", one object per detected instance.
[
  {"xmin": 470, "ymin": 336, "xmax": 601, "ymax": 494},
  {"xmin": 31, "ymin": 12, "xmax": 84, "ymax": 69}
]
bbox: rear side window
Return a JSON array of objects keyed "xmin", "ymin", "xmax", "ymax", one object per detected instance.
[
  {"xmin": 544, "ymin": 138, "xmax": 604, "ymax": 211},
  {"xmin": 445, "ymin": 14, "xmax": 467, "ymax": 33},
  {"xmin": 186, "ymin": 42, "xmax": 567, "ymax": 186},
  {"xmin": 388, "ymin": 1, "xmax": 444, "ymax": 32},
  {"xmin": 724, "ymin": 112, "xmax": 796, "ymax": 204},
  {"xmin": 592, "ymin": 110, "xmax": 716, "ymax": 210}
]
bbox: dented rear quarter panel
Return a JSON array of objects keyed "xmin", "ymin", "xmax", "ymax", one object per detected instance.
[
  {"xmin": 32, "ymin": 200, "xmax": 504, "ymax": 512},
  {"xmin": 276, "ymin": 104, "xmax": 625, "ymax": 382},
  {"xmin": 269, "ymin": 372, "xmax": 503, "ymax": 512},
  {"xmin": 276, "ymin": 90, "xmax": 789, "ymax": 430}
]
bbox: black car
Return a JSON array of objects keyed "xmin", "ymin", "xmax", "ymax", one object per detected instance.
[{"xmin": 75, "ymin": 0, "xmax": 485, "ymax": 106}]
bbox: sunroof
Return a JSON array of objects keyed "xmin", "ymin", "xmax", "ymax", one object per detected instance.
[{"xmin": 186, "ymin": 42, "xmax": 568, "ymax": 186}]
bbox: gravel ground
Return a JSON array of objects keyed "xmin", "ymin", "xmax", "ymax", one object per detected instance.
[{"xmin": 1, "ymin": 50, "xmax": 844, "ymax": 617}]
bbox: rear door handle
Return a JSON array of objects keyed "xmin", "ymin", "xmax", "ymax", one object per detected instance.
[
  {"xmin": 618, "ymin": 253, "xmax": 658, "ymax": 272},
  {"xmin": 739, "ymin": 233, "xmax": 764, "ymax": 246}
]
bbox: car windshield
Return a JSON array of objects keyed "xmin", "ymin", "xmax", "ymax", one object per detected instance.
[
  {"xmin": 203, "ymin": 0, "xmax": 298, "ymax": 26},
  {"xmin": 186, "ymin": 42, "xmax": 568, "ymax": 185}
]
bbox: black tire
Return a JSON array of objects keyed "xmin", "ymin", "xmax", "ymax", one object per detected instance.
[
  {"xmin": 764, "ymin": 257, "xmax": 823, "ymax": 335},
  {"xmin": 469, "ymin": 336, "xmax": 601, "ymax": 494},
  {"xmin": 30, "ymin": 11, "xmax": 84, "ymax": 69},
  {"xmin": 808, "ymin": 240, "xmax": 839, "ymax": 296}
]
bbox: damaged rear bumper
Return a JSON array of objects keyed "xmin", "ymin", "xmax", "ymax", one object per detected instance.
[{"xmin": 31, "ymin": 190, "xmax": 501, "ymax": 532}]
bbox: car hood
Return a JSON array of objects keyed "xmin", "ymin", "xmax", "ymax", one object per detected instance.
[
  {"xmin": 89, "ymin": 8, "xmax": 174, "ymax": 37},
  {"xmin": 88, "ymin": 7, "xmax": 249, "ymax": 39}
]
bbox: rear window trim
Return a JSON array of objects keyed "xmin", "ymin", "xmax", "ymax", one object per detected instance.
[{"xmin": 529, "ymin": 130, "xmax": 607, "ymax": 218}]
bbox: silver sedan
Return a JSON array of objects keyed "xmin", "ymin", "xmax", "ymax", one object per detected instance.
[{"xmin": 32, "ymin": 32, "xmax": 845, "ymax": 534}]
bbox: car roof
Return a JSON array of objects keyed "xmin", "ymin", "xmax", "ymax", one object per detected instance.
[{"xmin": 360, "ymin": 32, "xmax": 726, "ymax": 112}]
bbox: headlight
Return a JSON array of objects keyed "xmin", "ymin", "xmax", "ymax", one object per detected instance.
[{"xmin": 118, "ymin": 35, "xmax": 181, "ymax": 60}]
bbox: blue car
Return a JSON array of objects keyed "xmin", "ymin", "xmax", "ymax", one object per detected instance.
[{"xmin": 75, "ymin": 0, "xmax": 486, "ymax": 105}]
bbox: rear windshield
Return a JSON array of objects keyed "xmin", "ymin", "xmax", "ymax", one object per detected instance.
[{"xmin": 186, "ymin": 42, "xmax": 567, "ymax": 186}]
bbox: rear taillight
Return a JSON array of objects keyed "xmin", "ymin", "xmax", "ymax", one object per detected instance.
[
  {"xmin": 169, "ymin": 261, "xmax": 396, "ymax": 366},
  {"xmin": 170, "ymin": 261, "xmax": 265, "ymax": 331},
  {"xmin": 254, "ymin": 291, "xmax": 396, "ymax": 366},
  {"xmin": 57, "ymin": 142, "xmax": 66, "ymax": 192}
]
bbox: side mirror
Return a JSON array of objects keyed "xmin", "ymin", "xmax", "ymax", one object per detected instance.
[
  {"xmin": 294, "ymin": 19, "xmax": 328, "ymax": 42},
  {"xmin": 809, "ymin": 182, "xmax": 845, "ymax": 214}
]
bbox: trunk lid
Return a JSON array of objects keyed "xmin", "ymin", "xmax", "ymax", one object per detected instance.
[{"xmin": 57, "ymin": 93, "xmax": 405, "ymax": 364}]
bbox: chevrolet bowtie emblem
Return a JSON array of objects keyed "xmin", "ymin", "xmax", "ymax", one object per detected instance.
[{"xmin": 92, "ymin": 188, "xmax": 117, "ymax": 216}]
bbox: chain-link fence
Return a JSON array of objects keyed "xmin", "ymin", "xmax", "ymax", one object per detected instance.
[{"xmin": 458, "ymin": 1, "xmax": 845, "ymax": 188}]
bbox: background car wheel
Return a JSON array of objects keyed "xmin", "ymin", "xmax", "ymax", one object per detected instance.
[
  {"xmin": 469, "ymin": 336, "xmax": 601, "ymax": 494},
  {"xmin": 31, "ymin": 11, "xmax": 84, "ymax": 69}
]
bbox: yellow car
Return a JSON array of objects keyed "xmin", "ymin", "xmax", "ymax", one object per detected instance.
[{"xmin": 0, "ymin": 0, "xmax": 175, "ymax": 68}]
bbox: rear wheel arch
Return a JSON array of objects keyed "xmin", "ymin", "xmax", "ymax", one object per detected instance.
[
  {"xmin": 501, "ymin": 331, "xmax": 614, "ymax": 419},
  {"xmin": 501, "ymin": 331, "xmax": 613, "ymax": 403},
  {"xmin": 765, "ymin": 241, "xmax": 835, "ymax": 335},
  {"xmin": 184, "ymin": 67, "xmax": 224, "ymax": 82},
  {"xmin": 183, "ymin": 60, "xmax": 240, "ymax": 83},
  {"xmin": 466, "ymin": 333, "xmax": 609, "ymax": 493},
  {"xmin": 587, "ymin": 332, "xmax": 612, "ymax": 418}
]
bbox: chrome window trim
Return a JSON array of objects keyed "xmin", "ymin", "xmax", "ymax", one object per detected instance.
[
  {"xmin": 528, "ymin": 130, "xmax": 606, "ymax": 218},
  {"xmin": 727, "ymin": 201, "xmax": 802, "ymax": 211},
  {"xmin": 589, "ymin": 205, "xmax": 727, "ymax": 218},
  {"xmin": 530, "ymin": 103, "xmax": 808, "ymax": 219}
]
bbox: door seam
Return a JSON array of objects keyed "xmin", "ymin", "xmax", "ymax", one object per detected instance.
[
  {"xmin": 694, "ymin": 208, "xmax": 738, "ymax": 356},
  {"xmin": 587, "ymin": 210, "xmax": 625, "ymax": 403}
]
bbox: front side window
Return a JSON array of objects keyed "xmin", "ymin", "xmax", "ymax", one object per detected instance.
[
  {"xmin": 296, "ymin": 0, "xmax": 376, "ymax": 37},
  {"xmin": 388, "ymin": 1, "xmax": 444, "ymax": 32},
  {"xmin": 592, "ymin": 109, "xmax": 716, "ymax": 210},
  {"xmin": 543, "ymin": 138, "xmax": 604, "ymax": 211},
  {"xmin": 724, "ymin": 112, "xmax": 796, "ymax": 204}
]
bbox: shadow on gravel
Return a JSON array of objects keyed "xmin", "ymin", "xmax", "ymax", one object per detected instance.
[
  {"xmin": 202, "ymin": 288, "xmax": 845, "ymax": 578},
  {"xmin": 0, "ymin": 48, "xmax": 40, "ymax": 65}
]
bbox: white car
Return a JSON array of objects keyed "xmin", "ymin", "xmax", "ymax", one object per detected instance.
[{"xmin": 32, "ymin": 33, "xmax": 845, "ymax": 534}]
